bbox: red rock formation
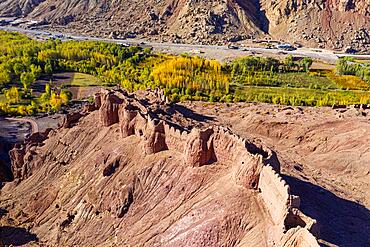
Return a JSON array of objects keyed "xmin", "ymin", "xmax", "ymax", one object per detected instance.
[
  {"xmin": 3, "ymin": 89, "xmax": 321, "ymax": 246},
  {"xmin": 281, "ymin": 227, "xmax": 320, "ymax": 247},
  {"xmin": 99, "ymin": 92, "xmax": 123, "ymax": 126},
  {"xmin": 94, "ymin": 93, "xmax": 101, "ymax": 109},
  {"xmin": 62, "ymin": 112, "xmax": 83, "ymax": 128},
  {"xmin": 8, "ymin": 130, "xmax": 51, "ymax": 180},
  {"xmin": 233, "ymin": 154, "xmax": 264, "ymax": 189},
  {"xmin": 8, "ymin": 144, "xmax": 26, "ymax": 180},
  {"xmin": 142, "ymin": 119, "xmax": 168, "ymax": 155},
  {"xmin": 184, "ymin": 128, "xmax": 215, "ymax": 167},
  {"xmin": 285, "ymin": 208, "xmax": 320, "ymax": 237},
  {"xmin": 119, "ymin": 103, "xmax": 138, "ymax": 138},
  {"xmin": 82, "ymin": 103, "xmax": 97, "ymax": 113}
]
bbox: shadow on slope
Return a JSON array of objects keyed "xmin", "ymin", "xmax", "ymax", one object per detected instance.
[
  {"xmin": 283, "ymin": 175, "xmax": 370, "ymax": 247},
  {"xmin": 0, "ymin": 136, "xmax": 14, "ymax": 185},
  {"xmin": 234, "ymin": 0, "xmax": 270, "ymax": 33},
  {"xmin": 171, "ymin": 104, "xmax": 215, "ymax": 122},
  {"xmin": 0, "ymin": 226, "xmax": 38, "ymax": 246}
]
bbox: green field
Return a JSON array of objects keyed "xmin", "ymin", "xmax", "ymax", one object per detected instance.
[
  {"xmin": 233, "ymin": 86, "xmax": 370, "ymax": 106},
  {"xmin": 273, "ymin": 72, "xmax": 338, "ymax": 89},
  {"xmin": 230, "ymin": 68, "xmax": 370, "ymax": 106},
  {"xmin": 70, "ymin": 73, "xmax": 101, "ymax": 87},
  {"xmin": 232, "ymin": 72, "xmax": 338, "ymax": 90}
]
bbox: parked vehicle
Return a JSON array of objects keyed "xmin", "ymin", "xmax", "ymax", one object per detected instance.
[
  {"xmin": 227, "ymin": 45, "xmax": 239, "ymax": 50},
  {"xmin": 276, "ymin": 44, "xmax": 296, "ymax": 51}
]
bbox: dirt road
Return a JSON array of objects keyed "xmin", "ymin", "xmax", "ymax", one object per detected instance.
[{"xmin": 1, "ymin": 26, "xmax": 370, "ymax": 63}]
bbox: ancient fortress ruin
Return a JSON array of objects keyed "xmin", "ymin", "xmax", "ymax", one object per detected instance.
[
  {"xmin": 8, "ymin": 89, "xmax": 321, "ymax": 246},
  {"xmin": 95, "ymin": 89, "xmax": 320, "ymax": 246}
]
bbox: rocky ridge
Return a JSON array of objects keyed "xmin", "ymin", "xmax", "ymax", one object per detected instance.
[{"xmin": 1, "ymin": 89, "xmax": 320, "ymax": 246}]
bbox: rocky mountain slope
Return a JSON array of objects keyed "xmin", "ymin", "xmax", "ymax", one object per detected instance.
[
  {"xmin": 0, "ymin": 0, "xmax": 369, "ymax": 50},
  {"xmin": 0, "ymin": 89, "xmax": 321, "ymax": 246}
]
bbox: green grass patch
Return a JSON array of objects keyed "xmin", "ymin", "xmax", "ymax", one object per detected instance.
[
  {"xmin": 273, "ymin": 72, "xmax": 338, "ymax": 89},
  {"xmin": 231, "ymin": 72, "xmax": 338, "ymax": 90},
  {"xmin": 70, "ymin": 73, "xmax": 101, "ymax": 87},
  {"xmin": 233, "ymin": 86, "xmax": 370, "ymax": 106}
]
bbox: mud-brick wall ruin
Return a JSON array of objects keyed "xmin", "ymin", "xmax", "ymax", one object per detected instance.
[
  {"xmin": 96, "ymin": 89, "xmax": 281, "ymax": 189},
  {"xmin": 8, "ymin": 88, "xmax": 320, "ymax": 245},
  {"xmin": 258, "ymin": 165, "xmax": 291, "ymax": 226},
  {"xmin": 94, "ymin": 89, "xmax": 320, "ymax": 246},
  {"xmin": 258, "ymin": 165, "xmax": 319, "ymax": 238}
]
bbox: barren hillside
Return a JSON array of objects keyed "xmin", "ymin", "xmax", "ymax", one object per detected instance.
[{"xmin": 0, "ymin": 0, "xmax": 369, "ymax": 50}]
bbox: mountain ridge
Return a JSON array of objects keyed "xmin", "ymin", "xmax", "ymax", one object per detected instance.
[{"xmin": 0, "ymin": 0, "xmax": 369, "ymax": 50}]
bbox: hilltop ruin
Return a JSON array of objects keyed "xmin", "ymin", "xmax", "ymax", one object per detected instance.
[{"xmin": 1, "ymin": 89, "xmax": 320, "ymax": 246}]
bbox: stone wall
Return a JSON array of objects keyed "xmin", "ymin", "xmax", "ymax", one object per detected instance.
[
  {"xmin": 97, "ymin": 89, "xmax": 279, "ymax": 189},
  {"xmin": 258, "ymin": 165, "xmax": 290, "ymax": 226},
  {"xmin": 163, "ymin": 123, "xmax": 187, "ymax": 152},
  {"xmin": 258, "ymin": 165, "xmax": 319, "ymax": 240}
]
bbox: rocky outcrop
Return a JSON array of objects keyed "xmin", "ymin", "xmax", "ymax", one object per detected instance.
[
  {"xmin": 8, "ymin": 129, "xmax": 51, "ymax": 181},
  {"xmin": 119, "ymin": 103, "xmax": 138, "ymax": 138},
  {"xmin": 285, "ymin": 208, "xmax": 320, "ymax": 237},
  {"xmin": 184, "ymin": 128, "xmax": 215, "ymax": 167},
  {"xmin": 8, "ymin": 144, "xmax": 26, "ymax": 180},
  {"xmin": 281, "ymin": 227, "xmax": 320, "ymax": 247},
  {"xmin": 62, "ymin": 112, "xmax": 83, "ymax": 128},
  {"xmin": 233, "ymin": 154, "xmax": 263, "ymax": 189},
  {"xmin": 95, "ymin": 90, "xmax": 319, "ymax": 244},
  {"xmin": 94, "ymin": 93, "xmax": 102, "ymax": 109},
  {"xmin": 142, "ymin": 118, "xmax": 168, "ymax": 155},
  {"xmin": 94, "ymin": 90, "xmax": 291, "ymax": 196},
  {"xmin": 260, "ymin": 0, "xmax": 369, "ymax": 51},
  {"xmin": 99, "ymin": 92, "xmax": 124, "ymax": 127},
  {"xmin": 0, "ymin": 0, "xmax": 44, "ymax": 16},
  {"xmin": 0, "ymin": 0, "xmax": 368, "ymax": 50},
  {"xmin": 95, "ymin": 90, "xmax": 278, "ymax": 191}
]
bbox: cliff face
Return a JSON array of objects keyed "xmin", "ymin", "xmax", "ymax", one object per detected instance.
[
  {"xmin": 0, "ymin": 0, "xmax": 44, "ymax": 16},
  {"xmin": 260, "ymin": 0, "xmax": 370, "ymax": 49},
  {"xmin": 0, "ymin": 89, "xmax": 319, "ymax": 246},
  {"xmin": 0, "ymin": 0, "xmax": 368, "ymax": 50}
]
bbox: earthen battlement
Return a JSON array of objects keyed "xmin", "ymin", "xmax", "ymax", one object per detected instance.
[{"xmin": 93, "ymin": 89, "xmax": 319, "ymax": 243}]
